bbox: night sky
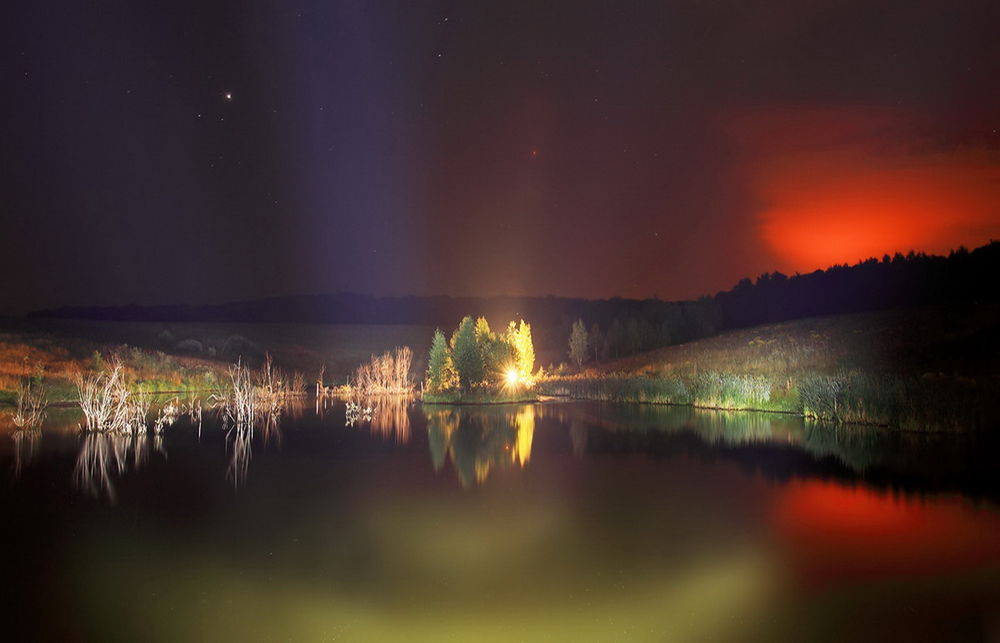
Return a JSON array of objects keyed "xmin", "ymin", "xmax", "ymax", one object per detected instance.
[{"xmin": 3, "ymin": 1, "xmax": 998, "ymax": 314}]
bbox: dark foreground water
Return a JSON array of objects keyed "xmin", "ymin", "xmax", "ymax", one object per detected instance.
[{"xmin": 2, "ymin": 399, "xmax": 1000, "ymax": 642}]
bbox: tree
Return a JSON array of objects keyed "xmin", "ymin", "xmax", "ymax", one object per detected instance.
[
  {"xmin": 507, "ymin": 320, "xmax": 535, "ymax": 380},
  {"xmin": 426, "ymin": 329, "xmax": 458, "ymax": 392},
  {"xmin": 474, "ymin": 317, "xmax": 492, "ymax": 343},
  {"xmin": 589, "ymin": 322, "xmax": 605, "ymax": 362},
  {"xmin": 568, "ymin": 319, "xmax": 588, "ymax": 368},
  {"xmin": 451, "ymin": 316, "xmax": 484, "ymax": 389},
  {"xmin": 606, "ymin": 318, "xmax": 625, "ymax": 358}
]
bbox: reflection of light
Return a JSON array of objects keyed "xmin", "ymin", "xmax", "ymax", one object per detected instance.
[{"xmin": 505, "ymin": 368, "xmax": 519, "ymax": 386}]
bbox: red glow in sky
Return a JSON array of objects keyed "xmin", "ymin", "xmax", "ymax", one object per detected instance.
[{"xmin": 729, "ymin": 108, "xmax": 1000, "ymax": 274}]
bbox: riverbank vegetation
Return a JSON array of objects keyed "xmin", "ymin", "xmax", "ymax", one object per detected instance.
[
  {"xmin": 544, "ymin": 306, "xmax": 999, "ymax": 432},
  {"xmin": 345, "ymin": 347, "xmax": 414, "ymax": 396},
  {"xmin": 0, "ymin": 327, "xmax": 229, "ymax": 407}
]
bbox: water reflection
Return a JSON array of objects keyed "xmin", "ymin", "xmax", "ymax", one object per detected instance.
[
  {"xmin": 771, "ymin": 478, "xmax": 1000, "ymax": 590},
  {"xmin": 223, "ymin": 401, "xmax": 286, "ymax": 490},
  {"xmin": 6, "ymin": 398, "xmax": 998, "ymax": 503},
  {"xmin": 10, "ymin": 429, "xmax": 40, "ymax": 479},
  {"xmin": 226, "ymin": 427, "xmax": 253, "ymax": 490},
  {"xmin": 3, "ymin": 400, "xmax": 999, "ymax": 642},
  {"xmin": 425, "ymin": 405, "xmax": 535, "ymax": 487},
  {"xmin": 73, "ymin": 432, "xmax": 133, "ymax": 503},
  {"xmin": 542, "ymin": 403, "xmax": 1000, "ymax": 495},
  {"xmin": 342, "ymin": 396, "xmax": 413, "ymax": 444},
  {"xmin": 369, "ymin": 397, "xmax": 412, "ymax": 444}
]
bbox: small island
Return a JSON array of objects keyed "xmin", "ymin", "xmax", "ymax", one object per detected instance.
[{"xmin": 422, "ymin": 316, "xmax": 539, "ymax": 404}]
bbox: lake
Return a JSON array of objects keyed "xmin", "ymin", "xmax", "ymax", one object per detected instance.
[{"xmin": 2, "ymin": 399, "xmax": 999, "ymax": 641}]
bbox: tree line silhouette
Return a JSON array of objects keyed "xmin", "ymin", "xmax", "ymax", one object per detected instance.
[{"xmin": 31, "ymin": 242, "xmax": 999, "ymax": 361}]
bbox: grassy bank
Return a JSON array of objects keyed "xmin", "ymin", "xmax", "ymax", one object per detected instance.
[{"xmin": 539, "ymin": 306, "xmax": 999, "ymax": 432}]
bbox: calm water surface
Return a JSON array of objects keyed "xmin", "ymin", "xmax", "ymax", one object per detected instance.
[{"xmin": 2, "ymin": 399, "xmax": 999, "ymax": 642}]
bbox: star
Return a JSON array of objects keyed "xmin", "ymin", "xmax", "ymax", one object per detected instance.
[{"xmin": 224, "ymin": 91, "xmax": 233, "ymax": 101}]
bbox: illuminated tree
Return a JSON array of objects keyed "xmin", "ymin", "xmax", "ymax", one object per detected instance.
[
  {"xmin": 426, "ymin": 329, "xmax": 458, "ymax": 392},
  {"xmin": 475, "ymin": 316, "xmax": 516, "ymax": 381},
  {"xmin": 506, "ymin": 320, "xmax": 535, "ymax": 380},
  {"xmin": 568, "ymin": 318, "xmax": 588, "ymax": 368},
  {"xmin": 451, "ymin": 316, "xmax": 484, "ymax": 389}
]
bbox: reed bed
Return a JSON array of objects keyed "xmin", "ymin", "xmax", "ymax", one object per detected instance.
[
  {"xmin": 346, "ymin": 347, "xmax": 413, "ymax": 396},
  {"xmin": 74, "ymin": 358, "xmax": 151, "ymax": 434},
  {"xmin": 215, "ymin": 357, "xmax": 285, "ymax": 427}
]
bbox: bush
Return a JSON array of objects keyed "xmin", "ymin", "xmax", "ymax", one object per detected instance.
[{"xmin": 222, "ymin": 335, "xmax": 264, "ymax": 362}]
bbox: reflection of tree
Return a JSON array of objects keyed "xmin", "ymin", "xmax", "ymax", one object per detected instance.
[
  {"xmin": 10, "ymin": 429, "xmax": 40, "ymax": 479},
  {"xmin": 222, "ymin": 399, "xmax": 287, "ymax": 490},
  {"xmin": 225, "ymin": 408, "xmax": 281, "ymax": 491},
  {"xmin": 424, "ymin": 405, "xmax": 536, "ymax": 487},
  {"xmin": 344, "ymin": 396, "xmax": 413, "ymax": 443},
  {"xmin": 426, "ymin": 408, "xmax": 459, "ymax": 471},
  {"xmin": 367, "ymin": 397, "xmax": 411, "ymax": 444},
  {"xmin": 261, "ymin": 408, "xmax": 283, "ymax": 449}
]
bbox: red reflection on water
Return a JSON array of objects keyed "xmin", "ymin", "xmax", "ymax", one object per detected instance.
[{"xmin": 771, "ymin": 480, "xmax": 1000, "ymax": 590}]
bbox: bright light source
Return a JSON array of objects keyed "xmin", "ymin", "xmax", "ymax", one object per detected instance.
[{"xmin": 505, "ymin": 368, "xmax": 519, "ymax": 386}]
